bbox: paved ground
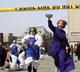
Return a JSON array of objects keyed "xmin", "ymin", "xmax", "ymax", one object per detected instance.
[{"xmin": 0, "ymin": 55, "xmax": 80, "ymax": 72}]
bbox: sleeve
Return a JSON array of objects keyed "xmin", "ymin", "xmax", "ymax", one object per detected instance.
[
  {"xmin": 63, "ymin": 31, "xmax": 70, "ymax": 47},
  {"xmin": 17, "ymin": 44, "xmax": 21, "ymax": 48},
  {"xmin": 16, "ymin": 44, "xmax": 21, "ymax": 52},
  {"xmin": 35, "ymin": 35, "xmax": 43, "ymax": 47},
  {"xmin": 9, "ymin": 44, "xmax": 13, "ymax": 48},
  {"xmin": 22, "ymin": 35, "xmax": 28, "ymax": 44},
  {"xmin": 48, "ymin": 20, "xmax": 55, "ymax": 32}
]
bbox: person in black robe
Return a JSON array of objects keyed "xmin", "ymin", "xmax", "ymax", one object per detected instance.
[
  {"xmin": 76, "ymin": 43, "xmax": 80, "ymax": 61},
  {"xmin": 0, "ymin": 42, "xmax": 7, "ymax": 67}
]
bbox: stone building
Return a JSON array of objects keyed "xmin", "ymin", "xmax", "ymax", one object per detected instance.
[
  {"xmin": 3, "ymin": 33, "xmax": 13, "ymax": 43},
  {"xmin": 68, "ymin": 0, "xmax": 80, "ymax": 45}
]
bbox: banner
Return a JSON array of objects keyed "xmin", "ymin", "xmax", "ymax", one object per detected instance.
[{"xmin": 0, "ymin": 5, "xmax": 80, "ymax": 12}]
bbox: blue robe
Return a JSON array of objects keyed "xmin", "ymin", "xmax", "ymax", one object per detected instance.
[
  {"xmin": 11, "ymin": 45, "xmax": 19, "ymax": 57},
  {"xmin": 25, "ymin": 37, "xmax": 40, "ymax": 60},
  {"xmin": 48, "ymin": 20, "xmax": 75, "ymax": 72}
]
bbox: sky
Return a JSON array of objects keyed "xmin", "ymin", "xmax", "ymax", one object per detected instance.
[{"xmin": 0, "ymin": 0, "xmax": 68, "ymax": 36}]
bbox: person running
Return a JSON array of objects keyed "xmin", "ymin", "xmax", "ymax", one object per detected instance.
[
  {"xmin": 47, "ymin": 16, "xmax": 75, "ymax": 72},
  {"xmin": 18, "ymin": 46, "xmax": 25, "ymax": 69},
  {"xmin": 9, "ymin": 40, "xmax": 21, "ymax": 70},
  {"xmin": 22, "ymin": 27, "xmax": 43, "ymax": 72}
]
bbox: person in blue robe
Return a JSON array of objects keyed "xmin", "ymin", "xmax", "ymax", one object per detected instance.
[
  {"xmin": 9, "ymin": 40, "xmax": 21, "ymax": 70},
  {"xmin": 47, "ymin": 17, "xmax": 75, "ymax": 72},
  {"xmin": 22, "ymin": 27, "xmax": 43, "ymax": 72}
]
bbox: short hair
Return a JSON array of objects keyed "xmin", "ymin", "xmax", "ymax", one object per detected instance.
[
  {"xmin": 57, "ymin": 19, "xmax": 67, "ymax": 26},
  {"xmin": 29, "ymin": 27, "xmax": 37, "ymax": 34}
]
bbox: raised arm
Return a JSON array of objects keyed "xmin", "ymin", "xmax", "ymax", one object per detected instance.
[{"xmin": 48, "ymin": 20, "xmax": 55, "ymax": 32}]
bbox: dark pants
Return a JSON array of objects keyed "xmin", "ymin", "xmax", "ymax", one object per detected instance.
[
  {"xmin": 0, "ymin": 56, "xmax": 6, "ymax": 66},
  {"xmin": 28, "ymin": 63, "xmax": 37, "ymax": 72}
]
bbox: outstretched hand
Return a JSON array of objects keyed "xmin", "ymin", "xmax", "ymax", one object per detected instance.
[
  {"xmin": 45, "ymin": 14, "xmax": 53, "ymax": 20},
  {"xmin": 48, "ymin": 17, "xmax": 51, "ymax": 20}
]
